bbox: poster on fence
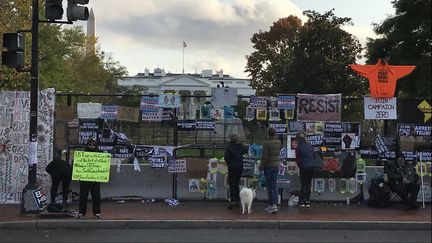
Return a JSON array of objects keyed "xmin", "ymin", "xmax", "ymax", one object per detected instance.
[
  {"xmin": 159, "ymin": 93, "xmax": 180, "ymax": 108},
  {"xmin": 249, "ymin": 96, "xmax": 268, "ymax": 109},
  {"xmin": 297, "ymin": 94, "xmax": 341, "ymax": 121},
  {"xmin": 364, "ymin": 97, "xmax": 397, "ymax": 120},
  {"xmin": 142, "ymin": 108, "xmax": 163, "ymax": 121},
  {"xmin": 211, "ymin": 87, "xmax": 238, "ymax": 107},
  {"xmin": 168, "ymin": 159, "xmax": 187, "ymax": 173},
  {"xmin": 277, "ymin": 95, "xmax": 296, "ymax": 110},
  {"xmin": 72, "ymin": 151, "xmax": 111, "ymax": 182},
  {"xmin": 149, "ymin": 156, "xmax": 165, "ymax": 168},
  {"xmin": 77, "ymin": 103, "xmax": 102, "ymax": 119},
  {"xmin": 101, "ymin": 105, "xmax": 118, "ymax": 120},
  {"xmin": 140, "ymin": 96, "xmax": 158, "ymax": 110}
]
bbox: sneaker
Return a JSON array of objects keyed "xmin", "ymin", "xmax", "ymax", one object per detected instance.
[
  {"xmin": 298, "ymin": 201, "xmax": 306, "ymax": 207},
  {"xmin": 265, "ymin": 205, "xmax": 278, "ymax": 214},
  {"xmin": 305, "ymin": 201, "xmax": 311, "ymax": 208},
  {"xmin": 77, "ymin": 213, "xmax": 84, "ymax": 219},
  {"xmin": 95, "ymin": 214, "xmax": 101, "ymax": 219}
]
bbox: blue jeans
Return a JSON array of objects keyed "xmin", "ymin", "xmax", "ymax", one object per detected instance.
[{"xmin": 264, "ymin": 167, "xmax": 279, "ymax": 205}]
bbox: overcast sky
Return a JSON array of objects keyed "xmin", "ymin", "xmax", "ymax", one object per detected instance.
[{"xmin": 72, "ymin": 0, "xmax": 394, "ymax": 78}]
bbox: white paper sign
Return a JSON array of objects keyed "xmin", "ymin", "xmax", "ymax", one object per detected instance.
[
  {"xmin": 77, "ymin": 103, "xmax": 102, "ymax": 119},
  {"xmin": 364, "ymin": 97, "xmax": 397, "ymax": 120}
]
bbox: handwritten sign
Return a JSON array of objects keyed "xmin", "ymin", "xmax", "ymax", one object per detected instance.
[
  {"xmin": 72, "ymin": 151, "xmax": 111, "ymax": 182},
  {"xmin": 364, "ymin": 97, "xmax": 397, "ymax": 120},
  {"xmin": 297, "ymin": 94, "xmax": 341, "ymax": 121}
]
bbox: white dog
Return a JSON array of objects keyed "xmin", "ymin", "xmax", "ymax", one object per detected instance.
[{"xmin": 240, "ymin": 187, "xmax": 256, "ymax": 214}]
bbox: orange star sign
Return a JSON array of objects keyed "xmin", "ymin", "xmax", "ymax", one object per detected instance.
[{"xmin": 349, "ymin": 59, "xmax": 415, "ymax": 98}]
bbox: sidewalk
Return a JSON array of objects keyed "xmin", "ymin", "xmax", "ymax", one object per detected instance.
[{"xmin": 1, "ymin": 201, "xmax": 431, "ymax": 229}]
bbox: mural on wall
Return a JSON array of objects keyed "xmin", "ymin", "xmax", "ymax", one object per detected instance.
[{"xmin": 0, "ymin": 89, "xmax": 55, "ymax": 203}]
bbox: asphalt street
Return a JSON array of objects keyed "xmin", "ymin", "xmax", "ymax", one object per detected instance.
[{"xmin": 0, "ymin": 228, "xmax": 431, "ymax": 243}]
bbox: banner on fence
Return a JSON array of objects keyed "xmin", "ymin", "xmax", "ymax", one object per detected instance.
[
  {"xmin": 72, "ymin": 151, "xmax": 111, "ymax": 182},
  {"xmin": 297, "ymin": 94, "xmax": 341, "ymax": 121},
  {"xmin": 364, "ymin": 97, "xmax": 397, "ymax": 120}
]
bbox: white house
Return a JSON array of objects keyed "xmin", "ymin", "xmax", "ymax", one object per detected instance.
[{"xmin": 117, "ymin": 68, "xmax": 256, "ymax": 97}]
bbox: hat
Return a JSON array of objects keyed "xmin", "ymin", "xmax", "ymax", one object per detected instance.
[
  {"xmin": 295, "ymin": 132, "xmax": 306, "ymax": 141},
  {"xmin": 229, "ymin": 133, "xmax": 240, "ymax": 144}
]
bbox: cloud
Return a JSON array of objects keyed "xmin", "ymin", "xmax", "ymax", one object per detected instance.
[{"xmin": 83, "ymin": 0, "xmax": 379, "ymax": 77}]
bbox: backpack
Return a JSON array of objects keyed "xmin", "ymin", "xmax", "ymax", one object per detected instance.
[{"xmin": 367, "ymin": 176, "xmax": 391, "ymax": 208}]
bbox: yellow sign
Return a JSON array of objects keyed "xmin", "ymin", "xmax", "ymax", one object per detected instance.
[
  {"xmin": 72, "ymin": 151, "xmax": 111, "ymax": 182},
  {"xmin": 418, "ymin": 100, "xmax": 432, "ymax": 123}
]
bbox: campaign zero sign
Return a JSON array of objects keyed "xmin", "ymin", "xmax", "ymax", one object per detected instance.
[
  {"xmin": 297, "ymin": 94, "xmax": 341, "ymax": 121},
  {"xmin": 364, "ymin": 97, "xmax": 397, "ymax": 120}
]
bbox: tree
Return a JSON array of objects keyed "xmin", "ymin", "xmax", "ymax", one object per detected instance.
[
  {"xmin": 366, "ymin": 0, "xmax": 431, "ymax": 98},
  {"xmin": 1, "ymin": 1, "xmax": 127, "ymax": 94},
  {"xmin": 245, "ymin": 10, "xmax": 365, "ymax": 96}
]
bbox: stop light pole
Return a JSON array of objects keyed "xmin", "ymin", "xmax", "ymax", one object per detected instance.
[{"xmin": 20, "ymin": 0, "xmax": 41, "ymax": 214}]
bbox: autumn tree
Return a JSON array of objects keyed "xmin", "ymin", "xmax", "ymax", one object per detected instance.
[
  {"xmin": 1, "ymin": 1, "xmax": 127, "ymax": 93},
  {"xmin": 366, "ymin": 0, "xmax": 431, "ymax": 98},
  {"xmin": 245, "ymin": 10, "xmax": 365, "ymax": 96}
]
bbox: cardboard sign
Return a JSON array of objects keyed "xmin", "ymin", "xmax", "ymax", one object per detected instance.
[
  {"xmin": 364, "ymin": 97, "xmax": 397, "ymax": 120},
  {"xmin": 72, "ymin": 151, "xmax": 111, "ymax": 182},
  {"xmin": 117, "ymin": 106, "xmax": 140, "ymax": 122},
  {"xmin": 297, "ymin": 94, "xmax": 341, "ymax": 121}
]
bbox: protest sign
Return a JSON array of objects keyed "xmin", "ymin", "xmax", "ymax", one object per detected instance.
[
  {"xmin": 168, "ymin": 159, "xmax": 187, "ymax": 173},
  {"xmin": 72, "ymin": 151, "xmax": 111, "ymax": 182},
  {"xmin": 277, "ymin": 95, "xmax": 295, "ymax": 110},
  {"xmin": 101, "ymin": 105, "xmax": 118, "ymax": 120},
  {"xmin": 364, "ymin": 97, "xmax": 397, "ymax": 120},
  {"xmin": 297, "ymin": 94, "xmax": 341, "ymax": 121},
  {"xmin": 77, "ymin": 103, "xmax": 102, "ymax": 119},
  {"xmin": 149, "ymin": 156, "xmax": 165, "ymax": 168}
]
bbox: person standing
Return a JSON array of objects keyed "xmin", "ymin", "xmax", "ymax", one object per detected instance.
[
  {"xmin": 78, "ymin": 138, "xmax": 102, "ymax": 219},
  {"xmin": 295, "ymin": 132, "xmax": 316, "ymax": 208},
  {"xmin": 224, "ymin": 132, "xmax": 247, "ymax": 209},
  {"xmin": 259, "ymin": 128, "xmax": 282, "ymax": 214},
  {"xmin": 46, "ymin": 148, "xmax": 72, "ymax": 207}
]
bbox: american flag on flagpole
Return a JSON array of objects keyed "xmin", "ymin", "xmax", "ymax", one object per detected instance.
[{"xmin": 183, "ymin": 41, "xmax": 187, "ymax": 48}]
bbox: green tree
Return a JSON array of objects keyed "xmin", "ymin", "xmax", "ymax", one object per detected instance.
[
  {"xmin": 366, "ymin": 0, "xmax": 431, "ymax": 98},
  {"xmin": 245, "ymin": 10, "xmax": 365, "ymax": 96},
  {"xmin": 1, "ymin": 1, "xmax": 127, "ymax": 95}
]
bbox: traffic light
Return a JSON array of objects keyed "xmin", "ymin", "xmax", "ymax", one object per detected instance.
[
  {"xmin": 1, "ymin": 33, "xmax": 25, "ymax": 69},
  {"xmin": 67, "ymin": 0, "xmax": 89, "ymax": 22},
  {"xmin": 45, "ymin": 0, "xmax": 64, "ymax": 20}
]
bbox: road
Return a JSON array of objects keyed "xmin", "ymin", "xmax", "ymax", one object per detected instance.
[{"xmin": 0, "ymin": 229, "xmax": 430, "ymax": 242}]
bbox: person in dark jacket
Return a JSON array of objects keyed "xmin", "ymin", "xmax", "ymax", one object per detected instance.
[
  {"xmin": 46, "ymin": 148, "xmax": 72, "ymax": 207},
  {"xmin": 259, "ymin": 128, "xmax": 282, "ymax": 214},
  {"xmin": 224, "ymin": 132, "xmax": 247, "ymax": 209},
  {"xmin": 295, "ymin": 131, "xmax": 316, "ymax": 208},
  {"xmin": 385, "ymin": 153, "xmax": 420, "ymax": 210},
  {"xmin": 78, "ymin": 137, "xmax": 102, "ymax": 219}
]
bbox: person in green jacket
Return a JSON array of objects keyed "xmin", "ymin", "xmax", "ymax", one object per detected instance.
[{"xmin": 259, "ymin": 128, "xmax": 282, "ymax": 214}]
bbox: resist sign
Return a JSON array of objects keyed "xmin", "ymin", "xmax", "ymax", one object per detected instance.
[{"xmin": 364, "ymin": 97, "xmax": 397, "ymax": 120}]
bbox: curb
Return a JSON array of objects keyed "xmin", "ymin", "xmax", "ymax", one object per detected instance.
[{"xmin": 1, "ymin": 220, "xmax": 430, "ymax": 231}]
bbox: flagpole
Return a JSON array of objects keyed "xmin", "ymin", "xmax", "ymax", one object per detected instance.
[{"xmin": 182, "ymin": 44, "xmax": 184, "ymax": 74}]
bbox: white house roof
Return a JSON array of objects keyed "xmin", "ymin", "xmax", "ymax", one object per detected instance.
[{"xmin": 118, "ymin": 70, "xmax": 256, "ymax": 96}]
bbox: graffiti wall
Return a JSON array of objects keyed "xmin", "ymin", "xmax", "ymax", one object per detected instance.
[{"xmin": 0, "ymin": 89, "xmax": 55, "ymax": 203}]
